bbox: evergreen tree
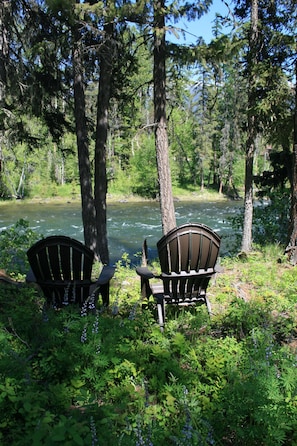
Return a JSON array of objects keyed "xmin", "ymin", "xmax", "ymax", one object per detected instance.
[
  {"xmin": 154, "ymin": 0, "xmax": 176, "ymax": 234},
  {"xmin": 241, "ymin": 0, "xmax": 259, "ymax": 253}
]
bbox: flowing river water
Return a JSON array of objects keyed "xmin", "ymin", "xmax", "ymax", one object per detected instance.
[{"xmin": 0, "ymin": 199, "xmax": 243, "ymax": 264}]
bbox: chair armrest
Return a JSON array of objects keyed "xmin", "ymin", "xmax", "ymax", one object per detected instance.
[
  {"xmin": 136, "ymin": 267, "xmax": 158, "ymax": 299},
  {"xmin": 93, "ymin": 265, "xmax": 115, "ymax": 307},
  {"xmin": 160, "ymin": 268, "xmax": 216, "ymax": 279},
  {"xmin": 136, "ymin": 267, "xmax": 156, "ymax": 279},
  {"xmin": 96, "ymin": 265, "xmax": 116, "ymax": 286}
]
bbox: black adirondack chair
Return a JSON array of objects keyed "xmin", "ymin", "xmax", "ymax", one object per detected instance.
[
  {"xmin": 136, "ymin": 223, "xmax": 221, "ymax": 331},
  {"xmin": 27, "ymin": 236, "xmax": 115, "ymax": 308}
]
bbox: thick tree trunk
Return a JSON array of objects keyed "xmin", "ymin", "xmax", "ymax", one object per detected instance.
[
  {"xmin": 153, "ymin": 0, "xmax": 176, "ymax": 235},
  {"xmin": 0, "ymin": 1, "xmax": 9, "ymax": 185},
  {"xmin": 241, "ymin": 0, "xmax": 258, "ymax": 253},
  {"xmin": 241, "ymin": 133, "xmax": 254, "ymax": 252},
  {"xmin": 0, "ymin": 1, "xmax": 8, "ymax": 96},
  {"xmin": 73, "ymin": 22, "xmax": 97, "ymax": 253},
  {"xmin": 286, "ymin": 57, "xmax": 297, "ymax": 264},
  {"xmin": 94, "ymin": 23, "xmax": 114, "ymax": 264}
]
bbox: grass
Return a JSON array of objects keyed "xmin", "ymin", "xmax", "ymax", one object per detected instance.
[
  {"xmin": 0, "ymin": 222, "xmax": 297, "ymax": 445},
  {"xmin": 0, "ymin": 183, "xmax": 232, "ymax": 206}
]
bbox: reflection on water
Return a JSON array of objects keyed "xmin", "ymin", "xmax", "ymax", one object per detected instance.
[{"xmin": 0, "ymin": 200, "xmax": 243, "ymax": 263}]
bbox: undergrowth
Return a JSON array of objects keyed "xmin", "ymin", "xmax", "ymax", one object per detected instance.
[{"xmin": 0, "ymin": 223, "xmax": 297, "ymax": 445}]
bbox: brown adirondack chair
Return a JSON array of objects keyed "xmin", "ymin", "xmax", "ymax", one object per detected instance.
[
  {"xmin": 136, "ymin": 223, "xmax": 221, "ymax": 331},
  {"xmin": 26, "ymin": 236, "xmax": 115, "ymax": 308}
]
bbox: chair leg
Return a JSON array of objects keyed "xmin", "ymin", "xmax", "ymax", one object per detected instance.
[
  {"xmin": 140, "ymin": 277, "xmax": 152, "ymax": 299},
  {"xmin": 157, "ymin": 296, "xmax": 165, "ymax": 332},
  {"xmin": 100, "ymin": 283, "xmax": 110, "ymax": 307},
  {"xmin": 205, "ymin": 297, "xmax": 212, "ymax": 316}
]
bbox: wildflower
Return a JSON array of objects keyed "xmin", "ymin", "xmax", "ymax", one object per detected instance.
[
  {"xmin": 204, "ymin": 420, "xmax": 215, "ymax": 445},
  {"xmin": 128, "ymin": 302, "xmax": 138, "ymax": 320},
  {"xmin": 90, "ymin": 416, "xmax": 98, "ymax": 445},
  {"xmin": 81, "ymin": 325, "xmax": 88, "ymax": 343},
  {"xmin": 88, "ymin": 293, "xmax": 96, "ymax": 312},
  {"xmin": 135, "ymin": 418, "xmax": 153, "ymax": 446},
  {"xmin": 135, "ymin": 419, "xmax": 145, "ymax": 446},
  {"xmin": 265, "ymin": 344, "xmax": 273, "ymax": 365},
  {"xmin": 144, "ymin": 380, "xmax": 149, "ymax": 408},
  {"xmin": 181, "ymin": 410, "xmax": 193, "ymax": 442},
  {"xmin": 112, "ymin": 299, "xmax": 119, "ymax": 316},
  {"xmin": 71, "ymin": 281, "xmax": 76, "ymax": 303},
  {"xmin": 81, "ymin": 300, "xmax": 88, "ymax": 317},
  {"xmin": 92, "ymin": 315, "xmax": 99, "ymax": 334},
  {"xmin": 62, "ymin": 282, "xmax": 70, "ymax": 306}
]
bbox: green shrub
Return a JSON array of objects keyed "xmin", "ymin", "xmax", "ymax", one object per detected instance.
[
  {"xmin": 0, "ymin": 219, "xmax": 40, "ymax": 278},
  {"xmin": 1, "ymin": 246, "xmax": 297, "ymax": 444}
]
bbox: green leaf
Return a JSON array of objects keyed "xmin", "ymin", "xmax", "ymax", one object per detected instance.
[
  {"xmin": 72, "ymin": 433, "xmax": 84, "ymax": 446},
  {"xmin": 70, "ymin": 379, "xmax": 85, "ymax": 389},
  {"xmin": 23, "ymin": 401, "xmax": 32, "ymax": 411}
]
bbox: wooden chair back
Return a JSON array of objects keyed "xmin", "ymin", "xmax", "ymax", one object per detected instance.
[
  {"xmin": 156, "ymin": 223, "xmax": 221, "ymax": 304},
  {"xmin": 27, "ymin": 235, "xmax": 94, "ymax": 306}
]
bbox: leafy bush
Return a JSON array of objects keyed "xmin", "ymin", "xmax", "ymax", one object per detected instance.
[
  {"xmin": 0, "ymin": 235, "xmax": 297, "ymax": 444},
  {"xmin": 130, "ymin": 137, "xmax": 158, "ymax": 199},
  {"xmin": 230, "ymin": 190, "xmax": 290, "ymax": 248},
  {"xmin": 0, "ymin": 219, "xmax": 40, "ymax": 278}
]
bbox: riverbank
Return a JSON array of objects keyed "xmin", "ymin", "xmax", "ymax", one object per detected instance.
[{"xmin": 0, "ymin": 188, "xmax": 238, "ymax": 206}]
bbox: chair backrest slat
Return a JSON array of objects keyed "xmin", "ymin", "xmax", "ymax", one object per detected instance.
[
  {"xmin": 34, "ymin": 249, "xmax": 51, "ymax": 281},
  {"xmin": 72, "ymin": 249, "xmax": 83, "ymax": 280},
  {"xmin": 179, "ymin": 233, "xmax": 190, "ymax": 272},
  {"xmin": 48, "ymin": 245, "xmax": 63, "ymax": 280},
  {"xmin": 60, "ymin": 245, "xmax": 72, "ymax": 280}
]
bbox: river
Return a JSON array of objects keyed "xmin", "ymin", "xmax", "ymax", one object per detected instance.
[{"xmin": 0, "ymin": 199, "xmax": 242, "ymax": 263}]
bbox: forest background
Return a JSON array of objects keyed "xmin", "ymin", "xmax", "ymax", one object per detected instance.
[{"xmin": 0, "ymin": 0, "xmax": 297, "ymax": 259}]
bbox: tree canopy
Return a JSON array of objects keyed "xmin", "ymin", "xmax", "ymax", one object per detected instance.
[{"xmin": 1, "ymin": 0, "xmax": 297, "ymax": 258}]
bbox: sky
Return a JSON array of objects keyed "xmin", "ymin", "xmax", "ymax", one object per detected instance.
[{"xmin": 167, "ymin": 0, "xmax": 232, "ymax": 45}]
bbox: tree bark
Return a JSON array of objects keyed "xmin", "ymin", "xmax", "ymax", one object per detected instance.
[
  {"xmin": 73, "ymin": 19, "xmax": 97, "ymax": 253},
  {"xmin": 286, "ymin": 55, "xmax": 297, "ymax": 264},
  {"xmin": 0, "ymin": 0, "xmax": 9, "ymax": 184},
  {"xmin": 241, "ymin": 128, "xmax": 255, "ymax": 252},
  {"xmin": 94, "ymin": 22, "xmax": 114, "ymax": 264},
  {"xmin": 241, "ymin": 0, "xmax": 258, "ymax": 253},
  {"xmin": 0, "ymin": 0, "xmax": 9, "ymax": 96},
  {"xmin": 153, "ymin": 0, "xmax": 176, "ymax": 235}
]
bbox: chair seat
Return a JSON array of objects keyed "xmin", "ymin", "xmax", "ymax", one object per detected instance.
[{"xmin": 153, "ymin": 291, "xmax": 207, "ymax": 306}]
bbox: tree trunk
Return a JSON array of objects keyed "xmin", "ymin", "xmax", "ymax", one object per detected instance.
[
  {"xmin": 0, "ymin": 0, "xmax": 8, "ymax": 97},
  {"xmin": 241, "ymin": 131, "xmax": 255, "ymax": 251},
  {"xmin": 73, "ymin": 20, "xmax": 97, "ymax": 253},
  {"xmin": 286, "ymin": 55, "xmax": 297, "ymax": 264},
  {"xmin": 153, "ymin": 0, "xmax": 176, "ymax": 235},
  {"xmin": 94, "ymin": 22, "xmax": 114, "ymax": 264},
  {"xmin": 0, "ymin": 0, "xmax": 9, "ymax": 187},
  {"xmin": 241, "ymin": 0, "xmax": 258, "ymax": 253}
]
